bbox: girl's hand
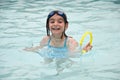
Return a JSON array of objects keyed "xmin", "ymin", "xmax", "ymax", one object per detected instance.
[
  {"xmin": 23, "ymin": 46, "xmax": 42, "ymax": 52},
  {"xmin": 23, "ymin": 47, "xmax": 33, "ymax": 52},
  {"xmin": 82, "ymin": 42, "xmax": 92, "ymax": 52}
]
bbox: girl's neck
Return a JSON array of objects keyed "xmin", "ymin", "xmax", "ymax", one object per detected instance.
[
  {"xmin": 50, "ymin": 35, "xmax": 66, "ymax": 47},
  {"xmin": 51, "ymin": 35, "xmax": 65, "ymax": 42}
]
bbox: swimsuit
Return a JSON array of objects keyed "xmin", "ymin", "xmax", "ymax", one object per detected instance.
[
  {"xmin": 37, "ymin": 37, "xmax": 72, "ymax": 72},
  {"xmin": 37, "ymin": 37, "xmax": 69, "ymax": 58},
  {"xmin": 47, "ymin": 37, "xmax": 68, "ymax": 58}
]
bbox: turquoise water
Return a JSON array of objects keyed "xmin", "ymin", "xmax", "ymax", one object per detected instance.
[{"xmin": 0, "ymin": 0, "xmax": 120, "ymax": 80}]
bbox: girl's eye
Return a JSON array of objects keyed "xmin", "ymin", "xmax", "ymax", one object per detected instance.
[
  {"xmin": 58, "ymin": 20, "xmax": 63, "ymax": 23},
  {"xmin": 58, "ymin": 21, "xmax": 62, "ymax": 23},
  {"xmin": 49, "ymin": 20, "xmax": 54, "ymax": 23}
]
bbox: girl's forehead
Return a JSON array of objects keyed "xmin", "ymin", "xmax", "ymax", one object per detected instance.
[{"xmin": 49, "ymin": 14, "xmax": 64, "ymax": 20}]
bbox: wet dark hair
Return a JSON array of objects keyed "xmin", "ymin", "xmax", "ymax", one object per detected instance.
[{"xmin": 46, "ymin": 10, "xmax": 68, "ymax": 38}]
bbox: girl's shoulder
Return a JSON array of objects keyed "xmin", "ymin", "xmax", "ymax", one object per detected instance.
[
  {"xmin": 40, "ymin": 36, "xmax": 50, "ymax": 46},
  {"xmin": 42, "ymin": 36, "xmax": 50, "ymax": 40},
  {"xmin": 67, "ymin": 36, "xmax": 77, "ymax": 42},
  {"xmin": 66, "ymin": 36, "xmax": 78, "ymax": 51},
  {"xmin": 67, "ymin": 36, "xmax": 78, "ymax": 45}
]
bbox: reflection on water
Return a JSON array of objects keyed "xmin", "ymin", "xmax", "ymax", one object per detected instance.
[{"xmin": 0, "ymin": 0, "xmax": 120, "ymax": 80}]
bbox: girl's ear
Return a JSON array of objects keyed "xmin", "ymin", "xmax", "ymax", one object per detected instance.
[{"xmin": 65, "ymin": 23, "xmax": 68, "ymax": 30}]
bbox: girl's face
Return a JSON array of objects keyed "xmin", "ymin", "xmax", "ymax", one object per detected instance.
[{"xmin": 49, "ymin": 14, "xmax": 68, "ymax": 37}]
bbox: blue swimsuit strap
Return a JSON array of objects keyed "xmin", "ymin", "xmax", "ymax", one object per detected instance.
[{"xmin": 48, "ymin": 37, "xmax": 68, "ymax": 48}]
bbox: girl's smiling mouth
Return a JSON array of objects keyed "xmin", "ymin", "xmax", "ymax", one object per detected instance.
[{"xmin": 52, "ymin": 27, "xmax": 60, "ymax": 30}]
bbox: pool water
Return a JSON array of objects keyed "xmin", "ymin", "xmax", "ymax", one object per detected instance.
[{"xmin": 0, "ymin": 0, "xmax": 120, "ymax": 80}]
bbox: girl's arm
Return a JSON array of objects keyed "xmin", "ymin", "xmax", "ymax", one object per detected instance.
[
  {"xmin": 67, "ymin": 37, "xmax": 79, "ymax": 53},
  {"xmin": 67, "ymin": 37, "xmax": 92, "ymax": 57},
  {"xmin": 23, "ymin": 36, "xmax": 49, "ymax": 52},
  {"xmin": 23, "ymin": 45, "xmax": 42, "ymax": 52}
]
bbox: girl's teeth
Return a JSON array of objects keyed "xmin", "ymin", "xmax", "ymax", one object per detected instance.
[{"xmin": 52, "ymin": 27, "xmax": 60, "ymax": 30}]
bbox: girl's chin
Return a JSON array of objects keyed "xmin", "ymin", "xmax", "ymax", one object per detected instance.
[
  {"xmin": 52, "ymin": 32, "xmax": 62, "ymax": 35},
  {"xmin": 52, "ymin": 31, "xmax": 61, "ymax": 34}
]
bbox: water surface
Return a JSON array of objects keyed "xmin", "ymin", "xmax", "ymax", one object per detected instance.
[{"xmin": 0, "ymin": 0, "xmax": 120, "ymax": 80}]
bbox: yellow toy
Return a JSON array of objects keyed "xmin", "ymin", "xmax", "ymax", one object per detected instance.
[{"xmin": 79, "ymin": 31, "xmax": 93, "ymax": 54}]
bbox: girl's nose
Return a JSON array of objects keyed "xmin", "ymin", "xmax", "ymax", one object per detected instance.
[{"xmin": 54, "ymin": 21, "xmax": 58, "ymax": 26}]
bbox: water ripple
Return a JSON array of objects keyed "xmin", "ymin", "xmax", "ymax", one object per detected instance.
[{"xmin": 0, "ymin": 0, "xmax": 120, "ymax": 80}]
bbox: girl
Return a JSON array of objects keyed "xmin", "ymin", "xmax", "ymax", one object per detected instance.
[{"xmin": 24, "ymin": 10, "xmax": 92, "ymax": 74}]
